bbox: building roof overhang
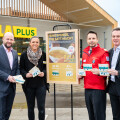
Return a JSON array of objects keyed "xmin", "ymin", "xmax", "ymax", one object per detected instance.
[{"xmin": 41, "ymin": 0, "xmax": 118, "ymax": 29}]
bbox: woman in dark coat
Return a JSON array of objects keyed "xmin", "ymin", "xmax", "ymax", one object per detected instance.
[{"xmin": 20, "ymin": 36, "xmax": 48, "ymax": 120}]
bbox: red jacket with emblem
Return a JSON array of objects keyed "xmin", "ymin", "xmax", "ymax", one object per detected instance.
[{"xmin": 81, "ymin": 44, "xmax": 109, "ymax": 90}]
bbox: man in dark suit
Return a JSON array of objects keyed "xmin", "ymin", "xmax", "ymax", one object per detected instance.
[
  {"xmin": 107, "ymin": 27, "xmax": 120, "ymax": 120},
  {"xmin": 0, "ymin": 32, "xmax": 19, "ymax": 120}
]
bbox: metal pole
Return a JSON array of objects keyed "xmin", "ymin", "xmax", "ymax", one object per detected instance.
[
  {"xmin": 54, "ymin": 83, "xmax": 56, "ymax": 120},
  {"xmin": 71, "ymin": 84, "xmax": 73, "ymax": 120},
  {"xmin": 27, "ymin": 18, "xmax": 30, "ymax": 41},
  {"xmin": 53, "ymin": 24, "xmax": 72, "ymax": 31},
  {"xmin": 52, "ymin": 24, "xmax": 72, "ymax": 120}
]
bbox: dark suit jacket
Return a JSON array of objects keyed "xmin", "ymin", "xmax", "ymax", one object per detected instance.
[
  {"xmin": 107, "ymin": 48, "xmax": 120, "ymax": 96},
  {"xmin": 0, "ymin": 45, "xmax": 20, "ymax": 92}
]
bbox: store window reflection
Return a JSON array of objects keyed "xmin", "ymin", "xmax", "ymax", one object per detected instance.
[{"xmin": 0, "ymin": 37, "xmax": 46, "ymax": 54}]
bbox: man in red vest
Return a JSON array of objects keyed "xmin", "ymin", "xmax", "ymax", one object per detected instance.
[{"xmin": 78, "ymin": 31, "xmax": 109, "ymax": 120}]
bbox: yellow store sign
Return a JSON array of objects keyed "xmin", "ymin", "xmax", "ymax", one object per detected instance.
[
  {"xmin": 0, "ymin": 25, "xmax": 37, "ymax": 38},
  {"xmin": 13, "ymin": 26, "xmax": 37, "ymax": 38},
  {"xmin": 0, "ymin": 25, "xmax": 4, "ymax": 37}
]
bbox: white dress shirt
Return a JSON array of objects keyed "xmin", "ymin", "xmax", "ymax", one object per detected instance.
[
  {"xmin": 111, "ymin": 45, "xmax": 120, "ymax": 82},
  {"xmin": 3, "ymin": 44, "xmax": 13, "ymax": 69}
]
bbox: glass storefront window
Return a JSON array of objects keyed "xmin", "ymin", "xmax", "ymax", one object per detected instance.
[
  {"xmin": 13, "ymin": 38, "xmax": 29, "ymax": 53},
  {"xmin": 0, "ymin": 38, "xmax": 2, "ymax": 45},
  {"xmin": 0, "ymin": 37, "xmax": 46, "ymax": 54}
]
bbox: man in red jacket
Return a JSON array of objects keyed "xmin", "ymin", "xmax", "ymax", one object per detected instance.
[{"xmin": 78, "ymin": 31, "xmax": 109, "ymax": 120}]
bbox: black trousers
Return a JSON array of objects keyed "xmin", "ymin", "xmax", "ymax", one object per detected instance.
[
  {"xmin": 85, "ymin": 89, "xmax": 106, "ymax": 120},
  {"xmin": 25, "ymin": 86, "xmax": 46, "ymax": 120},
  {"xmin": 0, "ymin": 85, "xmax": 15, "ymax": 120},
  {"xmin": 108, "ymin": 81, "xmax": 120, "ymax": 120}
]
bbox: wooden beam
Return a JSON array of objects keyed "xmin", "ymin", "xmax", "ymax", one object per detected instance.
[
  {"xmin": 40, "ymin": 0, "xmax": 68, "ymax": 22},
  {"xmin": 9, "ymin": 0, "xmax": 10, "ymax": 15},
  {"xmin": 28, "ymin": 0, "xmax": 30, "ymax": 17},
  {"xmin": 14, "ymin": 0, "xmax": 15, "ymax": 16},
  {"xmin": 31, "ymin": 0, "xmax": 32, "ymax": 17},
  {"xmin": 1, "ymin": 0, "xmax": 2, "ymax": 15},
  {"xmin": 86, "ymin": 0, "xmax": 118, "ymax": 27},
  {"xmin": 6, "ymin": 0, "xmax": 8, "ymax": 15},
  {"xmin": 11, "ymin": 0, "xmax": 13, "ymax": 16},
  {"xmin": 50, "ymin": 8, "xmax": 52, "ymax": 20},
  {"xmin": 38, "ymin": 0, "xmax": 39, "ymax": 18},
  {"xmin": 52, "ymin": 10, "xmax": 54, "ymax": 20},
  {"xmin": 24, "ymin": 0, "xmax": 25, "ymax": 17},
  {"xmin": 44, "ymin": 4, "xmax": 45, "ymax": 19},
  {"xmin": 3, "ymin": 0, "xmax": 5, "ymax": 15},
  {"xmin": 26, "ymin": 0, "xmax": 27, "ymax": 17},
  {"xmin": 21, "ymin": 0, "xmax": 23, "ymax": 17},
  {"xmin": 33, "ymin": 0, "xmax": 35, "ymax": 18},
  {"xmin": 35, "ymin": 0, "xmax": 37, "ymax": 18},
  {"xmin": 41, "ymin": 2, "xmax": 43, "ymax": 19},
  {"xmin": 39, "ymin": 1, "xmax": 41, "ymax": 18},
  {"xmin": 19, "ymin": 0, "xmax": 20, "ymax": 16},
  {"xmin": 17, "ymin": 0, "xmax": 18, "ymax": 16},
  {"xmin": 46, "ymin": 6, "xmax": 48, "ymax": 19}
]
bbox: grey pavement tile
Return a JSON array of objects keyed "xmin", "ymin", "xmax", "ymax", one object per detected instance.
[{"xmin": 10, "ymin": 107, "xmax": 112, "ymax": 120}]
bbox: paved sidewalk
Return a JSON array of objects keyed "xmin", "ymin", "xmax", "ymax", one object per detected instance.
[
  {"xmin": 10, "ymin": 107, "xmax": 113, "ymax": 120},
  {"xmin": 11, "ymin": 84, "xmax": 112, "ymax": 120}
]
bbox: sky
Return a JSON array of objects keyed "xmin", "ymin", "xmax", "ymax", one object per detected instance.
[{"xmin": 94, "ymin": 0, "xmax": 120, "ymax": 26}]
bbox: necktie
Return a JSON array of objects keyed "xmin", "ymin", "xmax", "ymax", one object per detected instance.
[{"xmin": 89, "ymin": 50, "xmax": 92, "ymax": 54}]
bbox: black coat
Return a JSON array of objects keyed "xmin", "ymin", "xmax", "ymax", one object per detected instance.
[
  {"xmin": 107, "ymin": 48, "xmax": 120, "ymax": 96},
  {"xmin": 20, "ymin": 51, "xmax": 48, "ymax": 89}
]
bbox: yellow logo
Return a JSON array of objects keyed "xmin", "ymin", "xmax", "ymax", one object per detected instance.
[{"xmin": 0, "ymin": 25, "xmax": 37, "ymax": 38}]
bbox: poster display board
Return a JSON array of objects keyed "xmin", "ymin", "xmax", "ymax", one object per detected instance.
[{"xmin": 46, "ymin": 29, "xmax": 79, "ymax": 84}]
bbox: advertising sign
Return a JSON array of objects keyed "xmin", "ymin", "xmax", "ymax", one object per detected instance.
[
  {"xmin": 46, "ymin": 29, "xmax": 79, "ymax": 84},
  {"xmin": 0, "ymin": 24, "xmax": 37, "ymax": 38}
]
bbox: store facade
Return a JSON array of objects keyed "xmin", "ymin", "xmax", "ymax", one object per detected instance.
[{"xmin": 0, "ymin": 15, "xmax": 116, "ymax": 56}]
